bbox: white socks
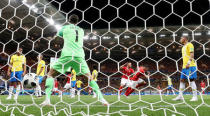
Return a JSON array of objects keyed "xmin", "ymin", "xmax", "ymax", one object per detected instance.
[
  {"xmin": 190, "ymin": 81, "xmax": 197, "ymax": 97},
  {"xmin": 77, "ymin": 90, "xmax": 80, "ymax": 96},
  {"xmin": 8, "ymin": 86, "xmax": 14, "ymax": 96},
  {"xmin": 35, "ymin": 85, "xmax": 42, "ymax": 96},
  {"xmin": 179, "ymin": 82, "xmax": 185, "ymax": 96},
  {"xmin": 71, "ymin": 88, "xmax": 75, "ymax": 96},
  {"xmin": 15, "ymin": 85, "xmax": 21, "ymax": 96},
  {"xmin": 178, "ymin": 81, "xmax": 197, "ymax": 97},
  {"xmin": 172, "ymin": 90, "xmax": 175, "ymax": 95}
]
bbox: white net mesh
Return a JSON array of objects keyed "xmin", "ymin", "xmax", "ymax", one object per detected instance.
[{"xmin": 0, "ymin": 0, "xmax": 210, "ymax": 116}]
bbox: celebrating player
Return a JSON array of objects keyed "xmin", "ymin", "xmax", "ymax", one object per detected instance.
[
  {"xmin": 76, "ymin": 79, "xmax": 83, "ymax": 96},
  {"xmin": 7, "ymin": 47, "xmax": 26, "ymax": 100},
  {"xmin": 200, "ymin": 80, "xmax": 205, "ymax": 94},
  {"xmin": 124, "ymin": 66, "xmax": 149, "ymax": 97},
  {"xmin": 41, "ymin": 14, "xmax": 108, "ymax": 106},
  {"xmin": 35, "ymin": 54, "xmax": 45, "ymax": 97},
  {"xmin": 119, "ymin": 62, "xmax": 134, "ymax": 95},
  {"xmin": 52, "ymin": 78, "xmax": 61, "ymax": 96},
  {"xmin": 173, "ymin": 36, "xmax": 198, "ymax": 101},
  {"xmin": 63, "ymin": 72, "xmax": 71, "ymax": 96},
  {"xmin": 166, "ymin": 76, "xmax": 175, "ymax": 96}
]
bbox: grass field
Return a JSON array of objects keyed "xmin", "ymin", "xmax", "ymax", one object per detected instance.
[{"xmin": 0, "ymin": 95, "xmax": 209, "ymax": 116}]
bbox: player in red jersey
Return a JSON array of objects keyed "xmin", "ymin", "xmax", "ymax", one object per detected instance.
[
  {"xmin": 53, "ymin": 79, "xmax": 61, "ymax": 96},
  {"xmin": 125, "ymin": 66, "xmax": 149, "ymax": 97},
  {"xmin": 64, "ymin": 73, "xmax": 71, "ymax": 90},
  {"xmin": 200, "ymin": 80, "xmax": 205, "ymax": 94},
  {"xmin": 119, "ymin": 62, "xmax": 134, "ymax": 95},
  {"xmin": 63, "ymin": 73, "xmax": 72, "ymax": 96}
]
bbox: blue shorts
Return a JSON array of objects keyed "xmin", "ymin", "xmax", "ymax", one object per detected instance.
[
  {"xmin": 77, "ymin": 88, "xmax": 81, "ymax": 90},
  {"xmin": 168, "ymin": 85, "xmax": 173, "ymax": 90},
  {"xmin": 10, "ymin": 71, "xmax": 23, "ymax": 82},
  {"xmin": 38, "ymin": 76, "xmax": 43, "ymax": 84},
  {"xmin": 180, "ymin": 66, "xmax": 197, "ymax": 80},
  {"xmin": 71, "ymin": 81, "xmax": 76, "ymax": 88}
]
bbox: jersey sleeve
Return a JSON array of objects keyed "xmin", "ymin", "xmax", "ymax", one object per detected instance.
[
  {"xmin": 188, "ymin": 43, "xmax": 194, "ymax": 52},
  {"xmin": 122, "ymin": 66, "xmax": 126, "ymax": 71},
  {"xmin": 131, "ymin": 69, "xmax": 134, "ymax": 73},
  {"xmin": 57, "ymin": 26, "xmax": 64, "ymax": 37}
]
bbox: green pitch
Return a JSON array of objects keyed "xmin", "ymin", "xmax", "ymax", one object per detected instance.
[{"xmin": 0, "ymin": 95, "xmax": 209, "ymax": 116}]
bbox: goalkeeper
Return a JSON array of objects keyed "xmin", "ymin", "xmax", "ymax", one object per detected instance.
[{"xmin": 41, "ymin": 14, "xmax": 108, "ymax": 106}]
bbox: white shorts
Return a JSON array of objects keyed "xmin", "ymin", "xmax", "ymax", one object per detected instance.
[
  {"xmin": 53, "ymin": 88, "xmax": 58, "ymax": 91},
  {"xmin": 121, "ymin": 78, "xmax": 129, "ymax": 86},
  {"xmin": 128, "ymin": 78, "xmax": 145, "ymax": 89},
  {"xmin": 201, "ymin": 87, "xmax": 205, "ymax": 91},
  {"xmin": 64, "ymin": 83, "xmax": 71, "ymax": 89}
]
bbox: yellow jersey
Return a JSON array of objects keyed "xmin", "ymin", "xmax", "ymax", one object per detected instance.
[
  {"xmin": 36, "ymin": 60, "xmax": 45, "ymax": 76},
  {"xmin": 71, "ymin": 69, "xmax": 76, "ymax": 81},
  {"xmin": 10, "ymin": 54, "xmax": 26, "ymax": 72},
  {"xmin": 182, "ymin": 42, "xmax": 196, "ymax": 69},
  {"xmin": 76, "ymin": 80, "xmax": 83, "ymax": 88},
  {"xmin": 92, "ymin": 70, "xmax": 98, "ymax": 81},
  {"xmin": 168, "ymin": 77, "xmax": 172, "ymax": 86}
]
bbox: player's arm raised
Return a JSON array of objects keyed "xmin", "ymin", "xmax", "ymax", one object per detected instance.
[{"xmin": 120, "ymin": 63, "xmax": 127, "ymax": 70}]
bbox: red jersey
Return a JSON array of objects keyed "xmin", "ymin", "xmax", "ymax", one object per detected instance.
[
  {"xmin": 67, "ymin": 74, "xmax": 71, "ymax": 83},
  {"xmin": 54, "ymin": 80, "xmax": 58, "ymax": 88},
  {"xmin": 130, "ymin": 67, "xmax": 145, "ymax": 81},
  {"xmin": 121, "ymin": 66, "xmax": 134, "ymax": 79},
  {"xmin": 200, "ymin": 82, "xmax": 205, "ymax": 88}
]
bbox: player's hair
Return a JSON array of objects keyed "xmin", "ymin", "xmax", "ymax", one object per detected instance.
[
  {"xmin": 17, "ymin": 47, "xmax": 23, "ymax": 50},
  {"xmin": 38, "ymin": 54, "xmax": 43, "ymax": 58},
  {"xmin": 181, "ymin": 36, "xmax": 188, "ymax": 40},
  {"xmin": 93, "ymin": 65, "xmax": 97, "ymax": 70},
  {"xmin": 16, "ymin": 47, "xmax": 23, "ymax": 54},
  {"xmin": 69, "ymin": 14, "xmax": 79, "ymax": 24}
]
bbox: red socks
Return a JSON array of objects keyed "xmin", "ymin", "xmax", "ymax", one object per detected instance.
[{"xmin": 119, "ymin": 86, "xmax": 123, "ymax": 95}]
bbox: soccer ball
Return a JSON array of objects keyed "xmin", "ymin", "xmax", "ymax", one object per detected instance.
[{"xmin": 22, "ymin": 73, "xmax": 38, "ymax": 88}]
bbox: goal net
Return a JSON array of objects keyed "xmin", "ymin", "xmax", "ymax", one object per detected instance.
[{"xmin": 0, "ymin": 0, "xmax": 210, "ymax": 116}]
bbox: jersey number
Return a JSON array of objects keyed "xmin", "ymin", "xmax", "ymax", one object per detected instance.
[{"xmin": 75, "ymin": 30, "xmax": 78, "ymax": 42}]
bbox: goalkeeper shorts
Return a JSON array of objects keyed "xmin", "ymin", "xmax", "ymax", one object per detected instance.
[{"xmin": 52, "ymin": 56, "xmax": 90, "ymax": 75}]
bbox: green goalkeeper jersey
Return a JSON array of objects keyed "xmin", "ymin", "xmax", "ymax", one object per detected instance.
[{"xmin": 57, "ymin": 24, "xmax": 85, "ymax": 58}]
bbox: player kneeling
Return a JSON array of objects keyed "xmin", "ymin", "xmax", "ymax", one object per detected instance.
[{"xmin": 124, "ymin": 66, "xmax": 149, "ymax": 97}]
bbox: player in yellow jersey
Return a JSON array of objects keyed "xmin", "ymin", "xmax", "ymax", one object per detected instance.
[
  {"xmin": 7, "ymin": 47, "xmax": 26, "ymax": 100},
  {"xmin": 35, "ymin": 54, "xmax": 45, "ymax": 97},
  {"xmin": 76, "ymin": 80, "xmax": 83, "ymax": 96},
  {"xmin": 91, "ymin": 65, "xmax": 98, "ymax": 98},
  {"xmin": 70, "ymin": 69, "xmax": 77, "ymax": 98},
  {"xmin": 173, "ymin": 36, "xmax": 198, "ymax": 101},
  {"xmin": 166, "ymin": 76, "xmax": 175, "ymax": 96}
]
